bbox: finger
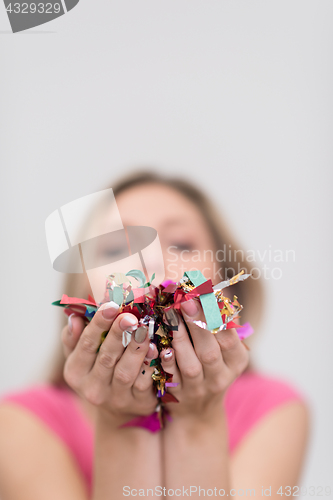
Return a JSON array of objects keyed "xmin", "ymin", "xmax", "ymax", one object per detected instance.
[
  {"xmin": 66, "ymin": 301, "xmax": 121, "ymax": 378},
  {"xmin": 143, "ymin": 342, "xmax": 158, "ymax": 364},
  {"xmin": 61, "ymin": 314, "xmax": 86, "ymax": 358},
  {"xmin": 160, "ymin": 348, "xmax": 182, "ymax": 389},
  {"xmin": 215, "ymin": 328, "xmax": 250, "ymax": 376},
  {"xmin": 180, "ymin": 299, "xmax": 225, "ymax": 380},
  {"xmin": 168, "ymin": 311, "xmax": 203, "ymax": 389},
  {"xmin": 132, "ymin": 342, "xmax": 160, "ymax": 408},
  {"xmin": 89, "ymin": 312, "xmax": 141, "ymax": 386},
  {"xmin": 132, "ymin": 362, "xmax": 157, "ymax": 407},
  {"xmin": 111, "ymin": 328, "xmax": 152, "ymax": 397}
]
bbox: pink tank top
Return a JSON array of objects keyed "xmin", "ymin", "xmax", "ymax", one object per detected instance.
[{"xmin": 0, "ymin": 370, "xmax": 305, "ymax": 495}]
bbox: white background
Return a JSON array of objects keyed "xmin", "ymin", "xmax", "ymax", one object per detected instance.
[{"xmin": 0, "ymin": 0, "xmax": 332, "ymax": 492}]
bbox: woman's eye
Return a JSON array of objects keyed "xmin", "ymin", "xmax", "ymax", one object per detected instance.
[
  {"xmin": 172, "ymin": 243, "xmax": 194, "ymax": 251},
  {"xmin": 102, "ymin": 247, "xmax": 127, "ymax": 258}
]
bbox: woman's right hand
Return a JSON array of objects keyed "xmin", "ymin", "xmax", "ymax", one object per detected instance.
[{"xmin": 60, "ymin": 302, "xmax": 159, "ymax": 426}]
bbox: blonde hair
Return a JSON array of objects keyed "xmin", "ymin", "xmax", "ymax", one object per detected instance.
[{"xmin": 48, "ymin": 169, "xmax": 265, "ymax": 386}]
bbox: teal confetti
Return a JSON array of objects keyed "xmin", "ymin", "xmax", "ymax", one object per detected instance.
[
  {"xmin": 184, "ymin": 270, "xmax": 223, "ymax": 331},
  {"xmin": 126, "ymin": 269, "xmax": 146, "ymax": 288}
]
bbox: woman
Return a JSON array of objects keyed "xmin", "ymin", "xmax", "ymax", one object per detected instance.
[{"xmin": 0, "ymin": 171, "xmax": 309, "ymax": 500}]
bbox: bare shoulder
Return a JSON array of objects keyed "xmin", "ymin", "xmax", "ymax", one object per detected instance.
[
  {"xmin": 0, "ymin": 403, "xmax": 88, "ymax": 500},
  {"xmin": 230, "ymin": 399, "xmax": 310, "ymax": 493}
]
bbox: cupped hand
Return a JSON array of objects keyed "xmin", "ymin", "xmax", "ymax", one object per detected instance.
[
  {"xmin": 60, "ymin": 302, "xmax": 159, "ymax": 426},
  {"xmin": 160, "ymin": 299, "xmax": 249, "ymax": 421}
]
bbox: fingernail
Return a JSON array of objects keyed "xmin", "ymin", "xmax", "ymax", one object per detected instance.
[
  {"xmin": 145, "ymin": 342, "xmax": 157, "ymax": 360},
  {"xmin": 163, "ymin": 348, "xmax": 173, "ymax": 360},
  {"xmin": 98, "ymin": 301, "xmax": 120, "ymax": 319},
  {"xmin": 119, "ymin": 315, "xmax": 138, "ymax": 331},
  {"xmin": 165, "ymin": 308, "xmax": 179, "ymax": 327},
  {"xmin": 134, "ymin": 325, "xmax": 148, "ymax": 344},
  {"xmin": 68, "ymin": 313, "xmax": 74, "ymax": 335},
  {"xmin": 181, "ymin": 299, "xmax": 199, "ymax": 317}
]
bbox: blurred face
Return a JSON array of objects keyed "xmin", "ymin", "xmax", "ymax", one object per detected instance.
[{"xmin": 114, "ymin": 183, "xmax": 218, "ymax": 283}]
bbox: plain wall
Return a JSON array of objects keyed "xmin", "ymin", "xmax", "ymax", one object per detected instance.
[{"xmin": 1, "ymin": 0, "xmax": 332, "ymax": 493}]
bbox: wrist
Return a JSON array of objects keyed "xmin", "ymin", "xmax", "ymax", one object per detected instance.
[
  {"xmin": 95, "ymin": 408, "xmax": 162, "ymax": 444},
  {"xmin": 162, "ymin": 404, "xmax": 229, "ymax": 470}
]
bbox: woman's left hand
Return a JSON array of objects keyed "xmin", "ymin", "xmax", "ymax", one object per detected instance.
[{"xmin": 160, "ymin": 298, "xmax": 249, "ymax": 421}]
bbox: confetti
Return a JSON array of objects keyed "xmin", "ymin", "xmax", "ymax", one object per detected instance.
[{"xmin": 52, "ymin": 269, "xmax": 252, "ymax": 431}]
